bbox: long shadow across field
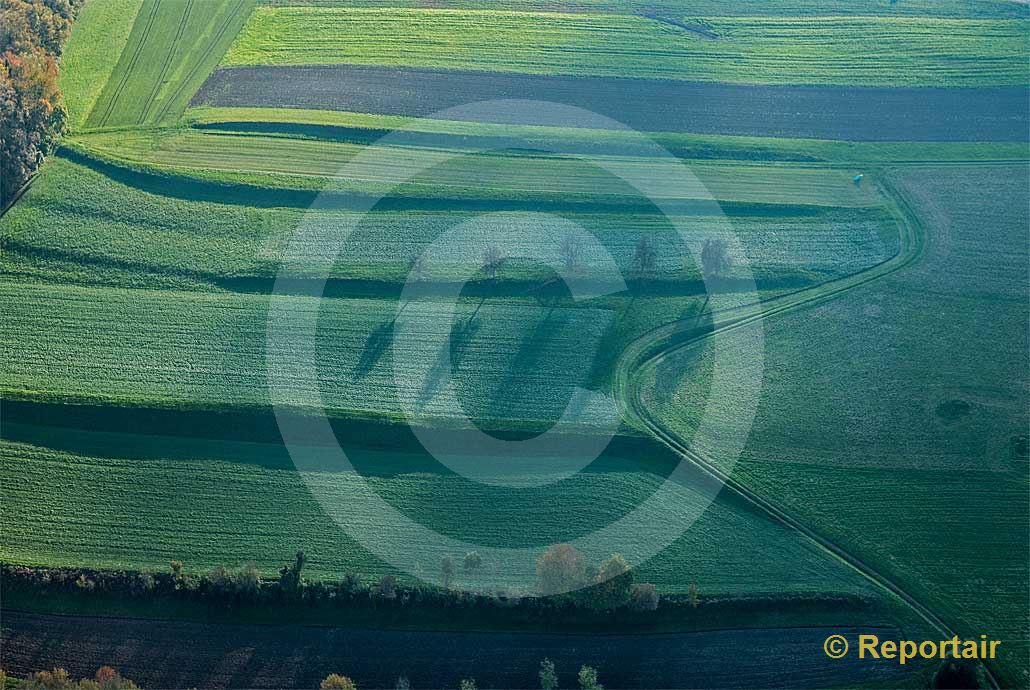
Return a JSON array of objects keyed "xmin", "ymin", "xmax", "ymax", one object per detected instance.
[
  {"xmin": 57, "ymin": 147, "xmax": 828, "ymax": 217},
  {"xmin": 0, "ymin": 611, "xmax": 914, "ymax": 689}
]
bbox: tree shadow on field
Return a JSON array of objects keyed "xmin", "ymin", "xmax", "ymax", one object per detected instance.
[
  {"xmin": 416, "ymin": 314, "xmax": 480, "ymax": 408},
  {"xmin": 352, "ymin": 320, "xmax": 397, "ymax": 381},
  {"xmin": 650, "ymin": 297, "xmax": 717, "ymax": 419},
  {"xmin": 483, "ymin": 308, "xmax": 568, "ymax": 425}
]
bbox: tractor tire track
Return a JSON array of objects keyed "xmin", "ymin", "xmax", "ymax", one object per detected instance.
[
  {"xmin": 92, "ymin": 0, "xmax": 160, "ymax": 129},
  {"xmin": 153, "ymin": 0, "xmax": 250, "ymax": 126},
  {"xmin": 138, "ymin": 0, "xmax": 193, "ymax": 125},
  {"xmin": 613, "ymin": 170, "xmax": 1000, "ymax": 689}
]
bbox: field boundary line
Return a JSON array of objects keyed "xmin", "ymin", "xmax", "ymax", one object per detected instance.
[{"xmin": 153, "ymin": 0, "xmax": 253, "ymax": 126}]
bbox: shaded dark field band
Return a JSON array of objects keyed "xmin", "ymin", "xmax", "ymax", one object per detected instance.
[
  {"xmin": 1, "ymin": 611, "xmax": 909, "ymax": 689},
  {"xmin": 192, "ymin": 66, "xmax": 1030, "ymax": 142}
]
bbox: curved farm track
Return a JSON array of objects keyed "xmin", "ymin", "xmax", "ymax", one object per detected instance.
[{"xmin": 614, "ymin": 170, "xmax": 1000, "ymax": 688}]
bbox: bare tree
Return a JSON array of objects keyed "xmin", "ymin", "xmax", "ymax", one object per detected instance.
[
  {"xmin": 441, "ymin": 555, "xmax": 456, "ymax": 588},
  {"xmin": 559, "ymin": 233, "xmax": 583, "ymax": 274},
  {"xmin": 700, "ymin": 238, "xmax": 732, "ymax": 279},
  {"xmin": 463, "ymin": 551, "xmax": 483, "ymax": 577},
  {"xmin": 632, "ymin": 235, "xmax": 657, "ymax": 279},
  {"xmin": 482, "ymin": 244, "xmax": 506, "ymax": 281},
  {"xmin": 407, "ymin": 252, "xmax": 428, "ymax": 282}
]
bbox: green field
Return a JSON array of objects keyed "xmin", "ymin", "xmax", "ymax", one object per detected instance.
[
  {"xmin": 2, "ymin": 1, "xmax": 1028, "ymax": 688},
  {"xmin": 256, "ymin": 0, "xmax": 1029, "ymax": 18},
  {"xmin": 1, "ymin": 152, "xmax": 900, "ymax": 427},
  {"xmin": 84, "ymin": 0, "xmax": 255, "ymax": 129},
  {"xmin": 1, "ymin": 280, "xmax": 624, "ymax": 432},
  {"xmin": 223, "ymin": 7, "xmax": 1029, "ymax": 86},
  {"xmin": 638, "ymin": 164, "xmax": 1029, "ymax": 685},
  {"xmin": 57, "ymin": 0, "xmax": 144, "ymax": 130},
  {"xmin": 256, "ymin": 0, "xmax": 1029, "ymax": 19},
  {"xmin": 74, "ymin": 129, "xmax": 885, "ymax": 206},
  {"xmin": 0, "ymin": 422, "xmax": 888, "ymax": 600},
  {"xmin": 3, "ymin": 155, "xmax": 896, "ymax": 285}
]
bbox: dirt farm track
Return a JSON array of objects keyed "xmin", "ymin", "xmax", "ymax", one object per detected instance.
[{"xmin": 193, "ymin": 66, "xmax": 1030, "ymax": 142}]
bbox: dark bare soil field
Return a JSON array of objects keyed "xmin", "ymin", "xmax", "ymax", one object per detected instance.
[
  {"xmin": 192, "ymin": 66, "xmax": 1030, "ymax": 142},
  {"xmin": 0, "ymin": 611, "xmax": 914, "ymax": 689}
]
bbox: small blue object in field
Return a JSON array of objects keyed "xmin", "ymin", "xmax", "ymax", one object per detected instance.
[{"xmin": 853, "ymin": 174, "xmax": 864, "ymax": 186}]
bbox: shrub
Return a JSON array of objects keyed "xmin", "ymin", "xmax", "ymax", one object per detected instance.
[
  {"xmin": 629, "ymin": 583, "xmax": 659, "ymax": 611},
  {"xmin": 687, "ymin": 582, "xmax": 700, "ymax": 608},
  {"xmin": 539, "ymin": 659, "xmax": 558, "ymax": 690},
  {"xmin": 537, "ymin": 544, "xmax": 587, "ymax": 596},
  {"xmin": 379, "ymin": 574, "xmax": 397, "ymax": 599},
  {"xmin": 341, "ymin": 570, "xmax": 361, "ymax": 593},
  {"xmin": 279, "ymin": 551, "xmax": 306, "ymax": 597},
  {"xmin": 320, "ymin": 674, "xmax": 356, "ymax": 690},
  {"xmin": 577, "ymin": 666, "xmax": 602, "ymax": 690},
  {"xmin": 22, "ymin": 666, "xmax": 139, "ymax": 690},
  {"xmin": 589, "ymin": 554, "xmax": 633, "ymax": 610},
  {"xmin": 25, "ymin": 667, "xmax": 73, "ymax": 690}
]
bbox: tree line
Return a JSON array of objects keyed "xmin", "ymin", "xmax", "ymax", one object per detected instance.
[
  {"xmin": 0, "ymin": 0, "xmax": 80, "ymax": 209},
  {"xmin": 2, "ymin": 661, "xmax": 608, "ymax": 690},
  {"xmin": 318, "ymin": 659, "xmax": 607, "ymax": 690},
  {"xmin": 2, "ymin": 543, "xmax": 700, "ymax": 626},
  {"xmin": 405, "ymin": 236, "xmax": 733, "ymax": 289},
  {"xmin": 5, "ymin": 655, "xmax": 988, "ymax": 690},
  {"xmin": 1, "ymin": 666, "xmax": 139, "ymax": 690},
  {"xmin": 2, "ymin": 544, "xmax": 675, "ymax": 616}
]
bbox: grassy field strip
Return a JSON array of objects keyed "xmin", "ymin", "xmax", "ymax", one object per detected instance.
[
  {"xmin": 0, "ymin": 154, "xmax": 898, "ymax": 406},
  {"xmin": 627, "ymin": 164, "xmax": 1029, "ymax": 687},
  {"xmin": 0, "ymin": 423, "xmax": 885, "ymax": 599},
  {"xmin": 58, "ymin": 0, "xmax": 145, "ymax": 131},
  {"xmin": 86, "ymin": 0, "xmax": 256, "ymax": 129},
  {"xmin": 1, "ymin": 157, "xmax": 899, "ymax": 292},
  {"xmin": 0, "ymin": 280, "xmax": 620, "ymax": 431},
  {"xmin": 254, "ymin": 0, "xmax": 1028, "ymax": 20},
  {"xmin": 183, "ymin": 107, "xmax": 1030, "ymax": 165},
  {"xmin": 222, "ymin": 7, "xmax": 1029, "ymax": 86},
  {"xmin": 75, "ymin": 130, "xmax": 882, "ymax": 207}
]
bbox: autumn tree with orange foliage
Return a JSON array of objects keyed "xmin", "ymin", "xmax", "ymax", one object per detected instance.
[{"xmin": 0, "ymin": 0, "xmax": 80, "ymax": 208}]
